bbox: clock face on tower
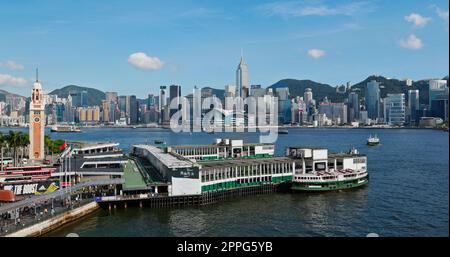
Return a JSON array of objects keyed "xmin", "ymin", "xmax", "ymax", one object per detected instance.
[{"xmin": 34, "ymin": 117, "xmax": 40, "ymax": 123}]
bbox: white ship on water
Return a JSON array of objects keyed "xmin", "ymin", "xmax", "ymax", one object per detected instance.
[{"xmin": 50, "ymin": 125, "xmax": 81, "ymax": 133}]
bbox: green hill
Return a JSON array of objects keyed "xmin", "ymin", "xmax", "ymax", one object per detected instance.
[
  {"xmin": 269, "ymin": 79, "xmax": 344, "ymax": 102},
  {"xmin": 351, "ymin": 75, "xmax": 430, "ymax": 105},
  {"xmin": 268, "ymin": 75, "xmax": 444, "ymax": 105},
  {"xmin": 49, "ymin": 85, "xmax": 105, "ymax": 106}
]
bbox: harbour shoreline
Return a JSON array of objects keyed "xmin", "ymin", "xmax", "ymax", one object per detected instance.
[{"xmin": 4, "ymin": 201, "xmax": 100, "ymax": 237}]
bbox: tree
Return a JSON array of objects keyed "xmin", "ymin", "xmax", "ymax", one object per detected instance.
[
  {"xmin": 18, "ymin": 132, "xmax": 29, "ymax": 165},
  {"xmin": 45, "ymin": 134, "xmax": 52, "ymax": 156},
  {"xmin": 6, "ymin": 131, "xmax": 20, "ymax": 166},
  {"xmin": 0, "ymin": 133, "xmax": 6, "ymax": 171}
]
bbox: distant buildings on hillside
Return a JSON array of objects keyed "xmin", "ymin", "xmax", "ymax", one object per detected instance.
[{"xmin": 1, "ymin": 57, "xmax": 448, "ymax": 128}]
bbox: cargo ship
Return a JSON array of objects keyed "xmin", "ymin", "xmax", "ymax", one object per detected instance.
[
  {"xmin": 51, "ymin": 125, "xmax": 81, "ymax": 133},
  {"xmin": 290, "ymin": 146, "xmax": 368, "ymax": 192}
]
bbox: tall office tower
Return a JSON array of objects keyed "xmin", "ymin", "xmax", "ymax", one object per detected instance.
[
  {"xmin": 408, "ymin": 90, "xmax": 419, "ymax": 124},
  {"xmin": 348, "ymin": 92, "xmax": 360, "ymax": 122},
  {"xmin": 159, "ymin": 86, "xmax": 167, "ymax": 124},
  {"xmin": 169, "ymin": 85, "xmax": 181, "ymax": 117},
  {"xmin": 365, "ymin": 80, "xmax": 381, "ymax": 121},
  {"xmin": 105, "ymin": 92, "xmax": 118, "ymax": 103},
  {"xmin": 118, "ymin": 96, "xmax": 127, "ymax": 116},
  {"xmin": 224, "ymin": 85, "xmax": 236, "ymax": 98},
  {"xmin": 69, "ymin": 91, "xmax": 81, "ymax": 107},
  {"xmin": 346, "ymin": 81, "xmax": 352, "ymax": 91},
  {"xmin": 428, "ymin": 79, "xmax": 449, "ymax": 121},
  {"xmin": 304, "ymin": 88, "xmax": 313, "ymax": 106},
  {"xmin": 102, "ymin": 100, "xmax": 110, "ymax": 122},
  {"xmin": 147, "ymin": 94, "xmax": 157, "ymax": 108},
  {"xmin": 251, "ymin": 86, "xmax": 266, "ymax": 98},
  {"xmin": 81, "ymin": 90, "xmax": 88, "ymax": 107},
  {"xmin": 275, "ymin": 87, "xmax": 290, "ymax": 100},
  {"xmin": 236, "ymin": 55, "xmax": 249, "ymax": 98},
  {"xmin": 29, "ymin": 71, "xmax": 45, "ymax": 161},
  {"xmin": 126, "ymin": 95, "xmax": 138, "ymax": 125},
  {"xmin": 384, "ymin": 94, "xmax": 406, "ymax": 126}
]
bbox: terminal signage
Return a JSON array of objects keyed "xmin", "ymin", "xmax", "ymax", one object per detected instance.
[{"xmin": 1, "ymin": 180, "xmax": 58, "ymax": 195}]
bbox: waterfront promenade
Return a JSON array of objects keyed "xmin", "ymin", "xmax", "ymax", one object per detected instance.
[{"xmin": 0, "ymin": 178, "xmax": 123, "ymax": 236}]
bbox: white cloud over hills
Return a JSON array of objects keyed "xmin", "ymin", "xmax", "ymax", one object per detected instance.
[
  {"xmin": 404, "ymin": 13, "xmax": 431, "ymax": 27},
  {"xmin": 0, "ymin": 60, "xmax": 25, "ymax": 71},
  {"xmin": 307, "ymin": 49, "xmax": 326, "ymax": 59},
  {"xmin": 128, "ymin": 52, "xmax": 164, "ymax": 71},
  {"xmin": 0, "ymin": 73, "xmax": 28, "ymax": 87},
  {"xmin": 399, "ymin": 34, "xmax": 423, "ymax": 50}
]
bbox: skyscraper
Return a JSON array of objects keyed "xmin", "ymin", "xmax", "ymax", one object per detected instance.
[
  {"xmin": 428, "ymin": 79, "xmax": 448, "ymax": 121},
  {"xmin": 169, "ymin": 85, "xmax": 181, "ymax": 117},
  {"xmin": 102, "ymin": 100, "xmax": 110, "ymax": 123},
  {"xmin": 348, "ymin": 92, "xmax": 360, "ymax": 122},
  {"xmin": 118, "ymin": 96, "xmax": 127, "ymax": 116},
  {"xmin": 224, "ymin": 85, "xmax": 236, "ymax": 98},
  {"xmin": 147, "ymin": 94, "xmax": 157, "ymax": 108},
  {"xmin": 159, "ymin": 86, "xmax": 167, "ymax": 124},
  {"xmin": 105, "ymin": 92, "xmax": 118, "ymax": 103},
  {"xmin": 126, "ymin": 95, "xmax": 138, "ymax": 125},
  {"xmin": 384, "ymin": 94, "xmax": 406, "ymax": 126},
  {"xmin": 81, "ymin": 90, "xmax": 88, "ymax": 107},
  {"xmin": 365, "ymin": 80, "xmax": 381, "ymax": 121},
  {"xmin": 236, "ymin": 55, "xmax": 249, "ymax": 98},
  {"xmin": 304, "ymin": 88, "xmax": 313, "ymax": 106},
  {"xmin": 408, "ymin": 90, "xmax": 419, "ymax": 124}
]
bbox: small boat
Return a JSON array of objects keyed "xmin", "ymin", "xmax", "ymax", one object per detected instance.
[
  {"xmin": 154, "ymin": 140, "xmax": 165, "ymax": 144},
  {"xmin": 51, "ymin": 125, "xmax": 81, "ymax": 133},
  {"xmin": 279, "ymin": 129, "xmax": 289, "ymax": 134},
  {"xmin": 367, "ymin": 134, "xmax": 380, "ymax": 146}
]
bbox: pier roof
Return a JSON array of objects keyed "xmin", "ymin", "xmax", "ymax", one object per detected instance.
[
  {"xmin": 133, "ymin": 144, "xmax": 193, "ymax": 169},
  {"xmin": 328, "ymin": 153, "xmax": 366, "ymax": 158},
  {"xmin": 198, "ymin": 157, "xmax": 292, "ymax": 168},
  {"xmin": 170, "ymin": 142, "xmax": 273, "ymax": 149},
  {"xmin": 286, "ymin": 146, "xmax": 327, "ymax": 150}
]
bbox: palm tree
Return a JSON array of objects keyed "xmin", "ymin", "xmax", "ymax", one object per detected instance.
[
  {"xmin": 18, "ymin": 132, "xmax": 29, "ymax": 165},
  {"xmin": 0, "ymin": 133, "xmax": 6, "ymax": 171},
  {"xmin": 45, "ymin": 134, "xmax": 53, "ymax": 156},
  {"xmin": 6, "ymin": 131, "xmax": 20, "ymax": 166}
]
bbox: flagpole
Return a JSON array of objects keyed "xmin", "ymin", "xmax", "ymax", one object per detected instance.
[{"xmin": 68, "ymin": 145, "xmax": 72, "ymax": 208}]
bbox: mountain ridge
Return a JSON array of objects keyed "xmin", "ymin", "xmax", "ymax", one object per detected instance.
[{"xmin": 1, "ymin": 75, "xmax": 447, "ymax": 105}]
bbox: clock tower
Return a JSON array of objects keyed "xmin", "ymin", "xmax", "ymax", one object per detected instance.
[{"xmin": 29, "ymin": 70, "xmax": 45, "ymax": 161}]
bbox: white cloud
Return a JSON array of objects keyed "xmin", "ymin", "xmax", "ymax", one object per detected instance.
[
  {"xmin": 0, "ymin": 73, "xmax": 28, "ymax": 87},
  {"xmin": 127, "ymin": 52, "xmax": 164, "ymax": 71},
  {"xmin": 404, "ymin": 13, "xmax": 431, "ymax": 27},
  {"xmin": 307, "ymin": 49, "xmax": 326, "ymax": 59},
  {"xmin": 434, "ymin": 6, "xmax": 449, "ymax": 22},
  {"xmin": 399, "ymin": 34, "xmax": 423, "ymax": 50},
  {"xmin": 257, "ymin": 1, "xmax": 373, "ymax": 18},
  {"xmin": 0, "ymin": 60, "xmax": 25, "ymax": 71}
]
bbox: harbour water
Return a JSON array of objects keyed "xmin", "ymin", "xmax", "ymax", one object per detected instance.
[{"xmin": 2, "ymin": 127, "xmax": 448, "ymax": 236}]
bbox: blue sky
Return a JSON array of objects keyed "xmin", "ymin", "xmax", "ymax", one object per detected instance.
[{"xmin": 0, "ymin": 0, "xmax": 448, "ymax": 98}]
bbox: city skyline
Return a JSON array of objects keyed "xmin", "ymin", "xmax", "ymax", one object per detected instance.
[{"xmin": 0, "ymin": 0, "xmax": 449, "ymax": 97}]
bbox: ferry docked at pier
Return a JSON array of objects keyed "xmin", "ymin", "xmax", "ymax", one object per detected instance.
[{"xmin": 289, "ymin": 146, "xmax": 368, "ymax": 192}]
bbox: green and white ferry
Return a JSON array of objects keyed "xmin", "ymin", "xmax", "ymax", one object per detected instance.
[{"xmin": 289, "ymin": 146, "xmax": 369, "ymax": 192}]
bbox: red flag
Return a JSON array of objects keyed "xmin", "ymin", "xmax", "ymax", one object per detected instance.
[{"xmin": 59, "ymin": 142, "xmax": 67, "ymax": 151}]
